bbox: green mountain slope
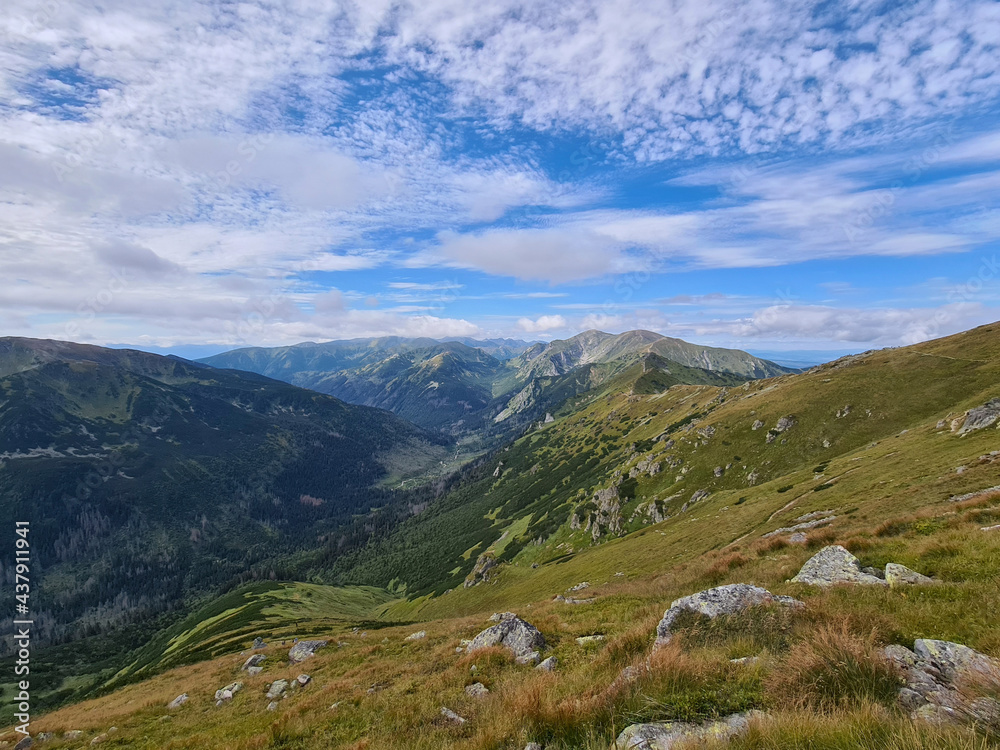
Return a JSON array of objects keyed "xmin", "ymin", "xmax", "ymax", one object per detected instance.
[
  {"xmin": 329, "ymin": 322, "xmax": 1000, "ymax": 601},
  {"xmin": 0, "ymin": 337, "xmax": 446, "ymax": 649}
]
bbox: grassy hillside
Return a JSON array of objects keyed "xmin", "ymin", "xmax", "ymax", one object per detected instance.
[{"xmin": 9, "ymin": 323, "xmax": 1000, "ymax": 748}]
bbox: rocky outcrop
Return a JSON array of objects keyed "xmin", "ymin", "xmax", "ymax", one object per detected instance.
[
  {"xmin": 959, "ymin": 399, "xmax": 1000, "ymax": 434},
  {"xmin": 464, "ymin": 551, "xmax": 500, "ymax": 588},
  {"xmin": 614, "ymin": 712, "xmax": 759, "ymax": 749},
  {"xmin": 590, "ymin": 486, "xmax": 624, "ymax": 541},
  {"xmin": 288, "ymin": 640, "xmax": 327, "ymax": 663},
  {"xmin": 790, "ymin": 546, "xmax": 888, "ymax": 587},
  {"xmin": 884, "ymin": 640, "xmax": 1000, "ymax": 725},
  {"xmin": 655, "ymin": 584, "xmax": 804, "ymax": 646},
  {"xmin": 468, "ymin": 614, "xmax": 546, "ymax": 662}
]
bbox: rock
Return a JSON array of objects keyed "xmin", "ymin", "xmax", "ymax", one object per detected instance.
[
  {"xmin": 576, "ymin": 635, "xmax": 605, "ymax": 645},
  {"xmin": 440, "ymin": 707, "xmax": 466, "ymax": 725},
  {"xmin": 730, "ymin": 656, "xmax": 760, "ymax": 666},
  {"xmin": 468, "ymin": 615, "xmax": 546, "ymax": 662},
  {"xmin": 214, "ymin": 681, "xmax": 243, "ymax": 703},
  {"xmin": 790, "ymin": 545, "xmax": 889, "ymax": 587},
  {"xmin": 775, "ymin": 415, "xmax": 796, "ymax": 432},
  {"xmin": 90, "ymin": 736, "xmax": 107, "ymax": 746},
  {"xmin": 788, "ymin": 532, "xmax": 807, "ymax": 543},
  {"xmin": 242, "ymin": 653, "xmax": 266, "ymax": 670},
  {"xmin": 465, "ymin": 682, "xmax": 490, "ymax": 698},
  {"xmin": 267, "ymin": 701, "xmax": 279, "ymax": 711},
  {"xmin": 915, "ymin": 703, "xmax": 961, "ymax": 725},
  {"xmin": 913, "ymin": 639, "xmax": 1000, "ymax": 683},
  {"xmin": 489, "ymin": 612, "xmax": 517, "ymax": 622},
  {"xmin": 266, "ymin": 679, "xmax": 289, "ymax": 700},
  {"xmin": 655, "ymin": 583, "xmax": 804, "ymax": 646},
  {"xmin": 296, "ymin": 674, "xmax": 311, "ymax": 686},
  {"xmin": 247, "ymin": 666, "xmax": 263, "ymax": 676},
  {"xmin": 751, "ymin": 420, "xmax": 764, "ymax": 431},
  {"xmin": 406, "ymin": 630, "xmax": 427, "ymax": 641},
  {"xmin": 64, "ymin": 732, "xmax": 84, "ymax": 741},
  {"xmin": 288, "ymin": 639, "xmax": 327, "ymax": 663},
  {"xmin": 465, "ymin": 551, "xmax": 500, "ymax": 588},
  {"xmin": 167, "ymin": 693, "xmax": 189, "ymax": 709},
  {"xmin": 614, "ymin": 712, "xmax": 757, "ymax": 749},
  {"xmin": 14, "ymin": 740, "xmax": 33, "ymax": 750},
  {"xmin": 516, "ymin": 651, "xmax": 541, "ymax": 665},
  {"xmin": 567, "ymin": 581, "xmax": 590, "ymax": 592},
  {"xmin": 525, "ymin": 744, "xmax": 543, "ymax": 750},
  {"xmin": 252, "ymin": 636, "xmax": 266, "ymax": 649},
  {"xmin": 713, "ymin": 466, "xmax": 724, "ymax": 477},
  {"xmin": 762, "ymin": 516, "xmax": 837, "ymax": 539},
  {"xmin": 536, "ymin": 656, "xmax": 558, "ymax": 671},
  {"xmin": 37, "ymin": 735, "xmax": 54, "ymax": 743},
  {"xmin": 959, "ymin": 399, "xmax": 1000, "ymax": 434},
  {"xmin": 885, "ymin": 563, "xmax": 935, "ymax": 587}
]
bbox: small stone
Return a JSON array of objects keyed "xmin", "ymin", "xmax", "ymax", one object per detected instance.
[
  {"xmin": 252, "ymin": 636, "xmax": 266, "ymax": 649},
  {"xmin": 267, "ymin": 701, "xmax": 279, "ymax": 711},
  {"xmin": 214, "ymin": 681, "xmax": 244, "ymax": 703},
  {"xmin": 885, "ymin": 563, "xmax": 935, "ymax": 587},
  {"xmin": 536, "ymin": 656, "xmax": 558, "ymax": 671},
  {"xmin": 575, "ymin": 635, "xmax": 606, "ymax": 646},
  {"xmin": 405, "ymin": 630, "xmax": 426, "ymax": 641},
  {"xmin": 730, "ymin": 656, "xmax": 760, "ymax": 666},
  {"xmin": 296, "ymin": 674, "xmax": 311, "ymax": 686},
  {"xmin": 247, "ymin": 666, "xmax": 263, "ymax": 676},
  {"xmin": 242, "ymin": 654, "xmax": 266, "ymax": 670},
  {"xmin": 14, "ymin": 739, "xmax": 34, "ymax": 750},
  {"xmin": 516, "ymin": 651, "xmax": 541, "ymax": 665},
  {"xmin": 440, "ymin": 707, "xmax": 466, "ymax": 725},
  {"xmin": 64, "ymin": 732, "xmax": 84, "ymax": 741},
  {"xmin": 788, "ymin": 532, "xmax": 807, "ymax": 543},
  {"xmin": 167, "ymin": 693, "xmax": 188, "ymax": 709},
  {"xmin": 266, "ymin": 679, "xmax": 289, "ymax": 700},
  {"xmin": 614, "ymin": 712, "xmax": 758, "ymax": 749},
  {"xmin": 525, "ymin": 744, "xmax": 543, "ymax": 750},
  {"xmin": 465, "ymin": 682, "xmax": 490, "ymax": 698},
  {"xmin": 90, "ymin": 736, "xmax": 108, "ymax": 746}
]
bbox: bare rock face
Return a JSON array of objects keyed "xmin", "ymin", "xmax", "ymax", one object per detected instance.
[
  {"xmin": 288, "ymin": 640, "xmax": 328, "ymax": 664},
  {"xmin": 790, "ymin": 545, "xmax": 888, "ymax": 587},
  {"xmin": 467, "ymin": 614, "xmax": 546, "ymax": 662},
  {"xmin": 464, "ymin": 551, "xmax": 500, "ymax": 588},
  {"xmin": 883, "ymin": 640, "xmax": 1000, "ymax": 725},
  {"xmin": 614, "ymin": 712, "xmax": 759, "ymax": 749},
  {"xmin": 885, "ymin": 563, "xmax": 935, "ymax": 588},
  {"xmin": 655, "ymin": 583, "xmax": 804, "ymax": 647},
  {"xmin": 959, "ymin": 399, "xmax": 1000, "ymax": 434}
]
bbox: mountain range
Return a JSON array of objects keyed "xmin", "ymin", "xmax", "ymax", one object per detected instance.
[
  {"xmin": 201, "ymin": 330, "xmax": 793, "ymax": 438},
  {"xmin": 5, "ymin": 324, "xmax": 1000, "ymax": 749}
]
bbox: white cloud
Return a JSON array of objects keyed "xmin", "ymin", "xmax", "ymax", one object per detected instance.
[{"xmin": 517, "ymin": 314, "xmax": 567, "ymax": 333}]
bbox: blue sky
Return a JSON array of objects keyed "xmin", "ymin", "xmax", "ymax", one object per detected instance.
[{"xmin": 1, "ymin": 0, "xmax": 999, "ymax": 357}]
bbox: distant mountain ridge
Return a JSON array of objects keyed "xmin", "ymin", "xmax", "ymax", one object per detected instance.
[{"xmin": 200, "ymin": 330, "xmax": 793, "ymax": 437}]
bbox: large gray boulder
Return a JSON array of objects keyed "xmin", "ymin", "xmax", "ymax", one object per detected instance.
[
  {"xmin": 288, "ymin": 640, "xmax": 327, "ymax": 664},
  {"xmin": 883, "ymin": 640, "xmax": 1000, "ymax": 725},
  {"xmin": 614, "ymin": 712, "xmax": 758, "ymax": 749},
  {"xmin": 467, "ymin": 614, "xmax": 546, "ymax": 662},
  {"xmin": 655, "ymin": 584, "xmax": 803, "ymax": 646},
  {"xmin": 791, "ymin": 545, "xmax": 888, "ymax": 587},
  {"xmin": 959, "ymin": 399, "xmax": 1000, "ymax": 434}
]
